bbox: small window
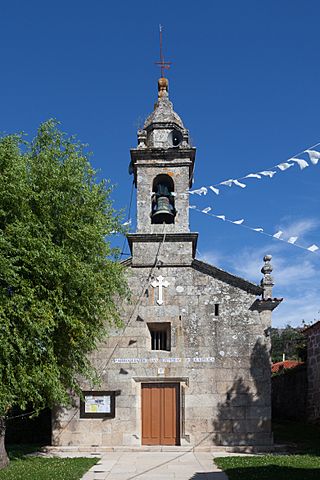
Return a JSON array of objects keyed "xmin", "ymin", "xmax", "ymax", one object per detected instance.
[
  {"xmin": 215, "ymin": 304, "xmax": 219, "ymax": 316},
  {"xmin": 148, "ymin": 322, "xmax": 171, "ymax": 351}
]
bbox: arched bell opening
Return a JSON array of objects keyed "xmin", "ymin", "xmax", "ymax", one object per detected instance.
[
  {"xmin": 151, "ymin": 174, "xmax": 176, "ymax": 224},
  {"xmin": 168, "ymin": 129, "xmax": 183, "ymax": 147}
]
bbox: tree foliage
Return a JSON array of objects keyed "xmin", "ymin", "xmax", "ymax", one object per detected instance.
[
  {"xmin": 271, "ymin": 325, "xmax": 307, "ymax": 363},
  {"xmin": 0, "ymin": 119, "xmax": 127, "ymax": 419}
]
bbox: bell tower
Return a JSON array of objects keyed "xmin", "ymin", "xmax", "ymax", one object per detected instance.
[{"xmin": 127, "ymin": 77, "xmax": 198, "ymax": 266}]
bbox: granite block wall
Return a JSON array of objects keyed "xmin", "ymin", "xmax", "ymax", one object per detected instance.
[{"xmin": 52, "ymin": 261, "xmax": 272, "ymax": 447}]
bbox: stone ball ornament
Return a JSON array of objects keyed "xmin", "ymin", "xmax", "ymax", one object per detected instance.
[{"xmin": 261, "ymin": 254, "xmax": 273, "ymax": 275}]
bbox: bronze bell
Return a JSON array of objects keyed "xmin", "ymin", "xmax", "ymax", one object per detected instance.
[{"xmin": 152, "ymin": 183, "xmax": 175, "ymax": 224}]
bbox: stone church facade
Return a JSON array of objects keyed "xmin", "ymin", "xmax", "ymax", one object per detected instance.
[{"xmin": 52, "ymin": 77, "xmax": 282, "ymax": 449}]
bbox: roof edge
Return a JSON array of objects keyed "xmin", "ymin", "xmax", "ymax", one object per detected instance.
[
  {"xmin": 303, "ymin": 320, "xmax": 320, "ymax": 334},
  {"xmin": 120, "ymin": 256, "xmax": 263, "ymax": 295},
  {"xmin": 120, "ymin": 257, "xmax": 132, "ymax": 267},
  {"xmin": 192, "ymin": 258, "xmax": 263, "ymax": 295}
]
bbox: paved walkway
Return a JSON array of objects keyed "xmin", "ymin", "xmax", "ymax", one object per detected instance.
[{"xmin": 81, "ymin": 451, "xmax": 228, "ymax": 480}]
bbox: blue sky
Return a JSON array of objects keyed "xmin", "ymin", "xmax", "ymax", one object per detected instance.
[{"xmin": 1, "ymin": 0, "xmax": 320, "ymax": 327}]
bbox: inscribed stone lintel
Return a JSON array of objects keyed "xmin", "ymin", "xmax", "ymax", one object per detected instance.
[
  {"xmin": 133, "ymin": 376, "xmax": 189, "ymax": 385},
  {"xmin": 113, "ymin": 357, "xmax": 215, "ymax": 364}
]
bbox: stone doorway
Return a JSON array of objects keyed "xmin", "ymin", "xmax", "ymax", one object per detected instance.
[{"xmin": 141, "ymin": 383, "xmax": 180, "ymax": 445}]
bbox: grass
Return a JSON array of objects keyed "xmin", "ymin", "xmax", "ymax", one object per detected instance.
[
  {"xmin": 214, "ymin": 420, "xmax": 320, "ymax": 480},
  {"xmin": 0, "ymin": 444, "xmax": 98, "ymax": 480},
  {"xmin": 273, "ymin": 419, "xmax": 320, "ymax": 454},
  {"xmin": 214, "ymin": 454, "xmax": 320, "ymax": 480}
]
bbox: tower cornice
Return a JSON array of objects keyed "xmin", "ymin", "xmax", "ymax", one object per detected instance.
[
  {"xmin": 127, "ymin": 233, "xmax": 198, "ymax": 265},
  {"xmin": 130, "ymin": 147, "xmax": 196, "ymax": 160},
  {"xmin": 130, "ymin": 147, "xmax": 195, "ymax": 187}
]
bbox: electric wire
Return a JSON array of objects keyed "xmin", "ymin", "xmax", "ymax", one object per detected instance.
[
  {"xmin": 120, "ymin": 179, "xmax": 134, "ymax": 259},
  {"xmin": 97, "ymin": 222, "xmax": 167, "ymax": 375}
]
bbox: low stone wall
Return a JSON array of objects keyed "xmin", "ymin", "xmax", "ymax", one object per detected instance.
[
  {"xmin": 272, "ymin": 365, "xmax": 307, "ymax": 420},
  {"xmin": 306, "ymin": 324, "xmax": 320, "ymax": 422}
]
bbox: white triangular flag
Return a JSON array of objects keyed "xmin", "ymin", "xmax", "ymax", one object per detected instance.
[
  {"xmin": 220, "ymin": 179, "xmax": 233, "ymax": 187},
  {"xmin": 202, "ymin": 207, "xmax": 212, "ymax": 214},
  {"xmin": 253, "ymin": 228, "xmax": 264, "ymax": 232},
  {"xmin": 209, "ymin": 186, "xmax": 220, "ymax": 195},
  {"xmin": 305, "ymin": 150, "xmax": 320, "ymax": 165},
  {"xmin": 232, "ymin": 219, "xmax": 244, "ymax": 224},
  {"xmin": 189, "ymin": 187, "xmax": 208, "ymax": 195},
  {"xmin": 216, "ymin": 215, "xmax": 226, "ymax": 221},
  {"xmin": 307, "ymin": 244, "xmax": 319, "ymax": 252},
  {"xmin": 273, "ymin": 230, "xmax": 283, "ymax": 239},
  {"xmin": 288, "ymin": 236, "xmax": 298, "ymax": 244},
  {"xmin": 259, "ymin": 170, "xmax": 277, "ymax": 178},
  {"xmin": 277, "ymin": 162, "xmax": 294, "ymax": 171},
  {"xmin": 290, "ymin": 158, "xmax": 309, "ymax": 170},
  {"xmin": 233, "ymin": 179, "xmax": 246, "ymax": 188},
  {"xmin": 245, "ymin": 173, "xmax": 262, "ymax": 179}
]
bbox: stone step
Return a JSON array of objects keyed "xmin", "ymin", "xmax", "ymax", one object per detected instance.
[{"xmin": 42, "ymin": 443, "xmax": 291, "ymax": 454}]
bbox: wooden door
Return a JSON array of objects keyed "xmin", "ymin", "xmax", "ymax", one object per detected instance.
[{"xmin": 141, "ymin": 383, "xmax": 179, "ymax": 445}]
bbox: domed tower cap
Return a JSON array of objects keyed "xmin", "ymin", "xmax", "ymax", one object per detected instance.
[{"xmin": 144, "ymin": 78, "xmax": 184, "ymax": 130}]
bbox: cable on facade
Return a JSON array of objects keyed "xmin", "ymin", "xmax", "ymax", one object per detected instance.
[{"xmin": 97, "ymin": 222, "xmax": 167, "ymax": 374}]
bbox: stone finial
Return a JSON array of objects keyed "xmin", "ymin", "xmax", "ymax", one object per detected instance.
[
  {"xmin": 261, "ymin": 254, "xmax": 273, "ymax": 275},
  {"xmin": 137, "ymin": 129, "xmax": 147, "ymax": 149},
  {"xmin": 261, "ymin": 254, "xmax": 274, "ymax": 299},
  {"xmin": 158, "ymin": 77, "xmax": 169, "ymax": 99},
  {"xmin": 182, "ymin": 129, "xmax": 190, "ymax": 147}
]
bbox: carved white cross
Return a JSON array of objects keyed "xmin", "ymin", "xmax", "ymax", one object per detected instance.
[{"xmin": 151, "ymin": 275, "xmax": 169, "ymax": 305}]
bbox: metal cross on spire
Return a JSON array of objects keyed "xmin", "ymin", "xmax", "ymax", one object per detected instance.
[{"xmin": 155, "ymin": 24, "xmax": 172, "ymax": 77}]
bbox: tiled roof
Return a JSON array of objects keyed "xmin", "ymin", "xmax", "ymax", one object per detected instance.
[{"xmin": 272, "ymin": 360, "xmax": 304, "ymax": 373}]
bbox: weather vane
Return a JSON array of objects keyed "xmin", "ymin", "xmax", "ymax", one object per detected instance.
[{"xmin": 155, "ymin": 24, "xmax": 172, "ymax": 77}]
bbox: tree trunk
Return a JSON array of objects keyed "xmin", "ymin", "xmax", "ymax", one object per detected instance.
[{"xmin": 0, "ymin": 416, "xmax": 9, "ymax": 469}]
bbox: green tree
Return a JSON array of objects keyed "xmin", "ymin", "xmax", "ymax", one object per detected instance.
[
  {"xmin": 0, "ymin": 120, "xmax": 127, "ymax": 468},
  {"xmin": 271, "ymin": 325, "xmax": 307, "ymax": 363}
]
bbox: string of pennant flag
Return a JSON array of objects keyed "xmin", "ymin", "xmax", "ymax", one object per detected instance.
[
  {"xmin": 119, "ymin": 142, "xmax": 320, "ymax": 254},
  {"xmin": 189, "ymin": 206, "xmax": 319, "ymax": 254},
  {"xmin": 189, "ymin": 143, "xmax": 320, "ymax": 196}
]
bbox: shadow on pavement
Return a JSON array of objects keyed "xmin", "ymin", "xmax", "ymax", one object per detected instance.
[{"xmin": 189, "ymin": 472, "xmax": 228, "ymax": 479}]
